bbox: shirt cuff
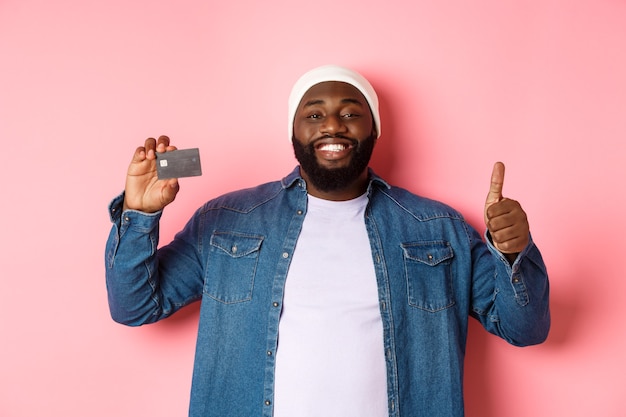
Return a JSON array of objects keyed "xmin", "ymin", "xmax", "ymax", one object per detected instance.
[
  {"xmin": 107, "ymin": 192, "xmax": 163, "ymax": 231},
  {"xmin": 484, "ymin": 229, "xmax": 534, "ymax": 272}
]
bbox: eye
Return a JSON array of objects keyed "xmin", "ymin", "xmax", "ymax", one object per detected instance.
[
  {"xmin": 342, "ymin": 113, "xmax": 359, "ymax": 119},
  {"xmin": 307, "ymin": 113, "xmax": 322, "ymax": 119}
]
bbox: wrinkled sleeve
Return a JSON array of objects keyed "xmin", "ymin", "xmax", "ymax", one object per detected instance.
[
  {"xmin": 469, "ymin": 226, "xmax": 550, "ymax": 346},
  {"xmin": 105, "ymin": 193, "xmax": 204, "ymax": 326}
]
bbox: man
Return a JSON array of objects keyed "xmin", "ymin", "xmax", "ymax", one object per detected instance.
[{"xmin": 105, "ymin": 65, "xmax": 550, "ymax": 417}]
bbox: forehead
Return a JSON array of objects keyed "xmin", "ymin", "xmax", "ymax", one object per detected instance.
[{"xmin": 299, "ymin": 81, "xmax": 368, "ymax": 107}]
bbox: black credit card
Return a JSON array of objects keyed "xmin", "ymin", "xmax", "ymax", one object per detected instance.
[{"xmin": 155, "ymin": 148, "xmax": 202, "ymax": 179}]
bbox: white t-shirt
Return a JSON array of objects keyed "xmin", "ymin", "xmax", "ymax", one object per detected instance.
[{"xmin": 273, "ymin": 193, "xmax": 388, "ymax": 417}]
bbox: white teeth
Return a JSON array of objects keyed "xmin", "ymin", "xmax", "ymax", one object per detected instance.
[{"xmin": 319, "ymin": 144, "xmax": 346, "ymax": 152}]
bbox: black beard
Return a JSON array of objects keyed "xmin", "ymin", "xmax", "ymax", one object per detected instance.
[{"xmin": 292, "ymin": 134, "xmax": 376, "ymax": 193}]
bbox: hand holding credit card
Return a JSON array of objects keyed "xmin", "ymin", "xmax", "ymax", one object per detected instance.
[{"xmin": 156, "ymin": 148, "xmax": 202, "ymax": 179}]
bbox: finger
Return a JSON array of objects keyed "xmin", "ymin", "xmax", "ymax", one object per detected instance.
[
  {"xmin": 487, "ymin": 199, "xmax": 526, "ymax": 228},
  {"xmin": 156, "ymin": 135, "xmax": 170, "ymax": 153},
  {"xmin": 144, "ymin": 137, "xmax": 157, "ymax": 159},
  {"xmin": 486, "ymin": 161, "xmax": 505, "ymax": 205},
  {"xmin": 491, "ymin": 223, "xmax": 529, "ymax": 253},
  {"xmin": 486, "ymin": 197, "xmax": 516, "ymax": 220},
  {"xmin": 486, "ymin": 213, "xmax": 510, "ymax": 233},
  {"xmin": 131, "ymin": 145, "xmax": 148, "ymax": 163},
  {"xmin": 493, "ymin": 234, "xmax": 527, "ymax": 254}
]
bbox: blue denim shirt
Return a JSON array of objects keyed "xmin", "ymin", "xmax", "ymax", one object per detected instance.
[{"xmin": 105, "ymin": 167, "xmax": 550, "ymax": 417}]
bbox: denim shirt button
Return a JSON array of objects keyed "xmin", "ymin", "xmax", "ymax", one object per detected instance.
[
  {"xmin": 297, "ymin": 210, "xmax": 303, "ymax": 215},
  {"xmin": 282, "ymin": 252, "xmax": 289, "ymax": 258},
  {"xmin": 123, "ymin": 216, "xmax": 130, "ymax": 223},
  {"xmin": 264, "ymin": 400, "xmax": 271, "ymax": 406},
  {"xmin": 272, "ymin": 302, "xmax": 280, "ymax": 307},
  {"xmin": 267, "ymin": 350, "xmax": 272, "ymax": 356}
]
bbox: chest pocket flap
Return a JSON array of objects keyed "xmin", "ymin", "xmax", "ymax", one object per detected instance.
[
  {"xmin": 211, "ymin": 232, "xmax": 264, "ymax": 258},
  {"xmin": 402, "ymin": 242, "xmax": 454, "ymax": 266}
]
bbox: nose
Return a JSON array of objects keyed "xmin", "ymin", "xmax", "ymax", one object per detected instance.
[{"xmin": 320, "ymin": 114, "xmax": 347, "ymax": 135}]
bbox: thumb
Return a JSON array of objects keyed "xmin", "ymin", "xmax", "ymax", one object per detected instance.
[{"xmin": 486, "ymin": 161, "xmax": 505, "ymax": 206}]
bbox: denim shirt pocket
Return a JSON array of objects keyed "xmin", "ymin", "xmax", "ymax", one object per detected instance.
[
  {"xmin": 402, "ymin": 241, "xmax": 455, "ymax": 312},
  {"xmin": 205, "ymin": 231, "xmax": 264, "ymax": 304}
]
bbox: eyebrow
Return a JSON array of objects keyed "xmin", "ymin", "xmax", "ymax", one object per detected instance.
[{"xmin": 302, "ymin": 98, "xmax": 364, "ymax": 108}]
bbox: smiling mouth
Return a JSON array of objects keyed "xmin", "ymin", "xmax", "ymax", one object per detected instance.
[
  {"xmin": 314, "ymin": 136, "xmax": 357, "ymax": 152},
  {"xmin": 316, "ymin": 143, "xmax": 351, "ymax": 152}
]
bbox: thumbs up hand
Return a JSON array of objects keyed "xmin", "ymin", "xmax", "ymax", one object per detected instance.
[{"xmin": 484, "ymin": 162, "xmax": 530, "ymax": 257}]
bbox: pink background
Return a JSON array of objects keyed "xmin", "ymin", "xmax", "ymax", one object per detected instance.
[{"xmin": 1, "ymin": 0, "xmax": 625, "ymax": 415}]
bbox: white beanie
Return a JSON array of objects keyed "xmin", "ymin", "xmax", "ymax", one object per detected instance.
[{"xmin": 288, "ymin": 65, "xmax": 381, "ymax": 142}]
